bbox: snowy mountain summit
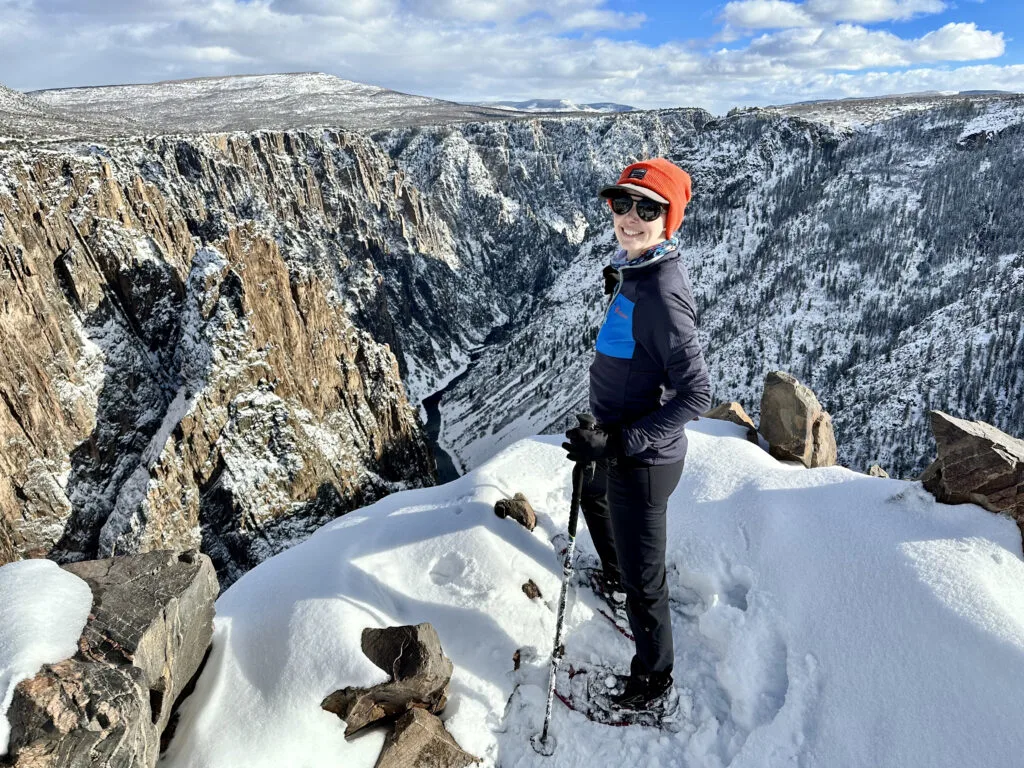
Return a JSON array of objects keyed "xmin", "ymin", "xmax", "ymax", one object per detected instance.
[
  {"xmin": 477, "ymin": 99, "xmax": 635, "ymax": 114},
  {"xmin": 138, "ymin": 420, "xmax": 1023, "ymax": 767}
]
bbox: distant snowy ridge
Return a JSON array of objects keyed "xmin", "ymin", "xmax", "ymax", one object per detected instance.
[
  {"xmin": 761, "ymin": 90, "xmax": 1024, "ymax": 130},
  {"xmin": 0, "ymin": 82, "xmax": 136, "ymax": 141},
  {"xmin": 476, "ymin": 99, "xmax": 635, "ymax": 114},
  {"xmin": 29, "ymin": 72, "xmax": 532, "ymax": 134}
]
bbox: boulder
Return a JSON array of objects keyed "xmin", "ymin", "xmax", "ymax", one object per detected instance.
[
  {"xmin": 322, "ymin": 623, "xmax": 453, "ymax": 737},
  {"xmin": 374, "ymin": 708, "xmax": 478, "ymax": 768},
  {"xmin": 703, "ymin": 402, "xmax": 760, "ymax": 444},
  {"xmin": 4, "ymin": 550, "xmax": 218, "ymax": 768},
  {"xmin": 759, "ymin": 371, "xmax": 837, "ymax": 468},
  {"xmin": 493, "ymin": 493, "xmax": 536, "ymax": 531},
  {"xmin": 868, "ymin": 464, "xmax": 890, "ymax": 478},
  {"xmin": 920, "ymin": 411, "xmax": 1024, "ymax": 535}
]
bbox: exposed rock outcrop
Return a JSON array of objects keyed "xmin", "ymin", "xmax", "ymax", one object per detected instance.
[
  {"xmin": 321, "ymin": 623, "xmax": 453, "ymax": 737},
  {"xmin": 3, "ymin": 550, "xmax": 217, "ymax": 768},
  {"xmin": 920, "ymin": 410, "xmax": 1024, "ymax": 537},
  {"xmin": 868, "ymin": 464, "xmax": 890, "ymax": 478},
  {"xmin": 759, "ymin": 372, "xmax": 837, "ymax": 469},
  {"xmin": 703, "ymin": 402, "xmax": 760, "ymax": 444},
  {"xmin": 494, "ymin": 493, "xmax": 536, "ymax": 531},
  {"xmin": 0, "ymin": 131, "xmax": 437, "ymax": 585},
  {"xmin": 374, "ymin": 708, "xmax": 478, "ymax": 768}
]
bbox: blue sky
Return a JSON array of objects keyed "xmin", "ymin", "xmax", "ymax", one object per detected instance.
[
  {"xmin": 1, "ymin": 0, "xmax": 1021, "ymax": 113},
  {"xmin": 598, "ymin": 0, "xmax": 1019, "ymax": 59}
]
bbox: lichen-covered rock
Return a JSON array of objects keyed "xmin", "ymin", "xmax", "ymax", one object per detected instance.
[
  {"xmin": 494, "ymin": 493, "xmax": 536, "ymax": 531},
  {"xmin": 703, "ymin": 402, "xmax": 760, "ymax": 444},
  {"xmin": 759, "ymin": 371, "xmax": 837, "ymax": 469},
  {"xmin": 374, "ymin": 708, "xmax": 478, "ymax": 768},
  {"xmin": 4, "ymin": 550, "xmax": 218, "ymax": 768},
  {"xmin": 920, "ymin": 410, "xmax": 1024, "ymax": 537},
  {"xmin": 321, "ymin": 623, "xmax": 453, "ymax": 737}
]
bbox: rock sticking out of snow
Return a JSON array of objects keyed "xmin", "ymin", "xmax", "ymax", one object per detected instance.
[
  {"xmin": 322, "ymin": 624, "xmax": 453, "ymax": 738},
  {"xmin": 493, "ymin": 493, "xmax": 536, "ymax": 531},
  {"xmin": 921, "ymin": 410, "xmax": 1024, "ymax": 537},
  {"xmin": 4, "ymin": 550, "xmax": 218, "ymax": 768},
  {"xmin": 375, "ymin": 708, "xmax": 478, "ymax": 768},
  {"xmin": 704, "ymin": 401, "xmax": 759, "ymax": 443},
  {"xmin": 0, "ymin": 560, "xmax": 92, "ymax": 758},
  {"xmin": 759, "ymin": 371, "xmax": 838, "ymax": 468}
]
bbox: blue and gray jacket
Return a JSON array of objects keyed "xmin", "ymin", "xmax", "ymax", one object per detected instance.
[{"xmin": 589, "ymin": 248, "xmax": 712, "ymax": 465}]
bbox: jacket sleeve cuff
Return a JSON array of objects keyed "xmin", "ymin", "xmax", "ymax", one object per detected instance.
[{"xmin": 620, "ymin": 427, "xmax": 648, "ymax": 457}]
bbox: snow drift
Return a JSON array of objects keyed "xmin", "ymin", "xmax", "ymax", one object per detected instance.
[{"xmin": 152, "ymin": 419, "xmax": 1024, "ymax": 767}]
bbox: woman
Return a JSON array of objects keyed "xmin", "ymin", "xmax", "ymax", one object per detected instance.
[{"xmin": 562, "ymin": 158, "xmax": 712, "ymax": 711}]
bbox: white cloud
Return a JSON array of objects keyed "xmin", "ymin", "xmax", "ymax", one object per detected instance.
[
  {"xmin": 722, "ymin": 0, "xmax": 948, "ymax": 30},
  {"xmin": 805, "ymin": 0, "xmax": 947, "ymax": 23},
  {"xmin": 912, "ymin": 22, "xmax": 1004, "ymax": 61},
  {"xmin": 721, "ymin": 1, "xmax": 815, "ymax": 30},
  {"xmin": 732, "ymin": 21, "xmax": 1003, "ymax": 72}
]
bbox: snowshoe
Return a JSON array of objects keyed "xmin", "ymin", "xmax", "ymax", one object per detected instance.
[
  {"xmin": 550, "ymin": 533, "xmax": 634, "ymax": 638},
  {"xmin": 554, "ymin": 662, "xmax": 682, "ymax": 730}
]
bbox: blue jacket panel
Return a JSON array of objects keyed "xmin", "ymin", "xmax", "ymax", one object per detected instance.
[{"xmin": 589, "ymin": 251, "xmax": 712, "ymax": 465}]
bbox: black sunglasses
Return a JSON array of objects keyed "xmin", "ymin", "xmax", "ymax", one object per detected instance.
[{"xmin": 608, "ymin": 194, "xmax": 665, "ymax": 222}]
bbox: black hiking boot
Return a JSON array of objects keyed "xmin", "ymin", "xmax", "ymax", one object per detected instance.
[{"xmin": 609, "ymin": 669, "xmax": 674, "ymax": 712}]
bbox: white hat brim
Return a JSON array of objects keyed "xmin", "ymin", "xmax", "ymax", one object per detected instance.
[{"xmin": 598, "ymin": 183, "xmax": 670, "ymax": 205}]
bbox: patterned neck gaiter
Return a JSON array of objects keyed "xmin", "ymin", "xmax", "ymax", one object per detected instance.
[{"xmin": 610, "ymin": 236, "xmax": 680, "ymax": 269}]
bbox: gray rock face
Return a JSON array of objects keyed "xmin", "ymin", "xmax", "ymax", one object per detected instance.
[
  {"xmin": 703, "ymin": 402, "xmax": 759, "ymax": 444},
  {"xmin": 374, "ymin": 708, "xmax": 478, "ymax": 768},
  {"xmin": 920, "ymin": 410, "xmax": 1024, "ymax": 536},
  {"xmin": 4, "ymin": 550, "xmax": 218, "ymax": 768},
  {"xmin": 759, "ymin": 372, "xmax": 838, "ymax": 468},
  {"xmin": 4, "ymin": 658, "xmax": 151, "ymax": 768},
  {"xmin": 868, "ymin": 464, "xmax": 890, "ymax": 478},
  {"xmin": 321, "ymin": 623, "xmax": 453, "ymax": 737},
  {"xmin": 494, "ymin": 493, "xmax": 536, "ymax": 531}
]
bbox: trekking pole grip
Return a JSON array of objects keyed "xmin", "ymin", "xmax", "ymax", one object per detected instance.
[{"xmin": 568, "ymin": 461, "xmax": 585, "ymax": 540}]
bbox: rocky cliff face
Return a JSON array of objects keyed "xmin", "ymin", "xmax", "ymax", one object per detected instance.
[
  {"xmin": 0, "ymin": 131, "xmax": 436, "ymax": 585},
  {"xmin": 379, "ymin": 97, "xmax": 1024, "ymax": 476}
]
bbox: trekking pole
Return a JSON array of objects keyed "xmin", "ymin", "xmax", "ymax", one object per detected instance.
[{"xmin": 532, "ymin": 413, "xmax": 595, "ymax": 756}]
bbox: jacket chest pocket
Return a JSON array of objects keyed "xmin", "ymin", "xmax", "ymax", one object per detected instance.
[{"xmin": 595, "ymin": 294, "xmax": 636, "ymax": 359}]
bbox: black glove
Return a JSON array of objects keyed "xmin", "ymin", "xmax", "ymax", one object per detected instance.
[
  {"xmin": 603, "ymin": 265, "xmax": 619, "ymax": 295},
  {"xmin": 562, "ymin": 424, "xmax": 621, "ymax": 463}
]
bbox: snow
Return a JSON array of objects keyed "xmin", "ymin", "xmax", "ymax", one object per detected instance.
[
  {"xmin": 957, "ymin": 99, "xmax": 1024, "ymax": 142},
  {"xmin": 157, "ymin": 419, "xmax": 1024, "ymax": 767},
  {"xmin": 0, "ymin": 559, "xmax": 92, "ymax": 756}
]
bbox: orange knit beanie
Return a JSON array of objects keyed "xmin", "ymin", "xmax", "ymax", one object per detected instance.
[{"xmin": 602, "ymin": 158, "xmax": 692, "ymax": 238}]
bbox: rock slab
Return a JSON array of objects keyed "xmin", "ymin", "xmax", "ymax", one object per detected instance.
[
  {"xmin": 322, "ymin": 623, "xmax": 453, "ymax": 737},
  {"xmin": 920, "ymin": 410, "xmax": 1024, "ymax": 536},
  {"xmin": 4, "ymin": 550, "xmax": 218, "ymax": 768},
  {"xmin": 374, "ymin": 708, "xmax": 478, "ymax": 768},
  {"xmin": 759, "ymin": 371, "xmax": 838, "ymax": 468}
]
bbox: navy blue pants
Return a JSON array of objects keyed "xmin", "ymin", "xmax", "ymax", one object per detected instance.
[{"xmin": 580, "ymin": 454, "xmax": 684, "ymax": 675}]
